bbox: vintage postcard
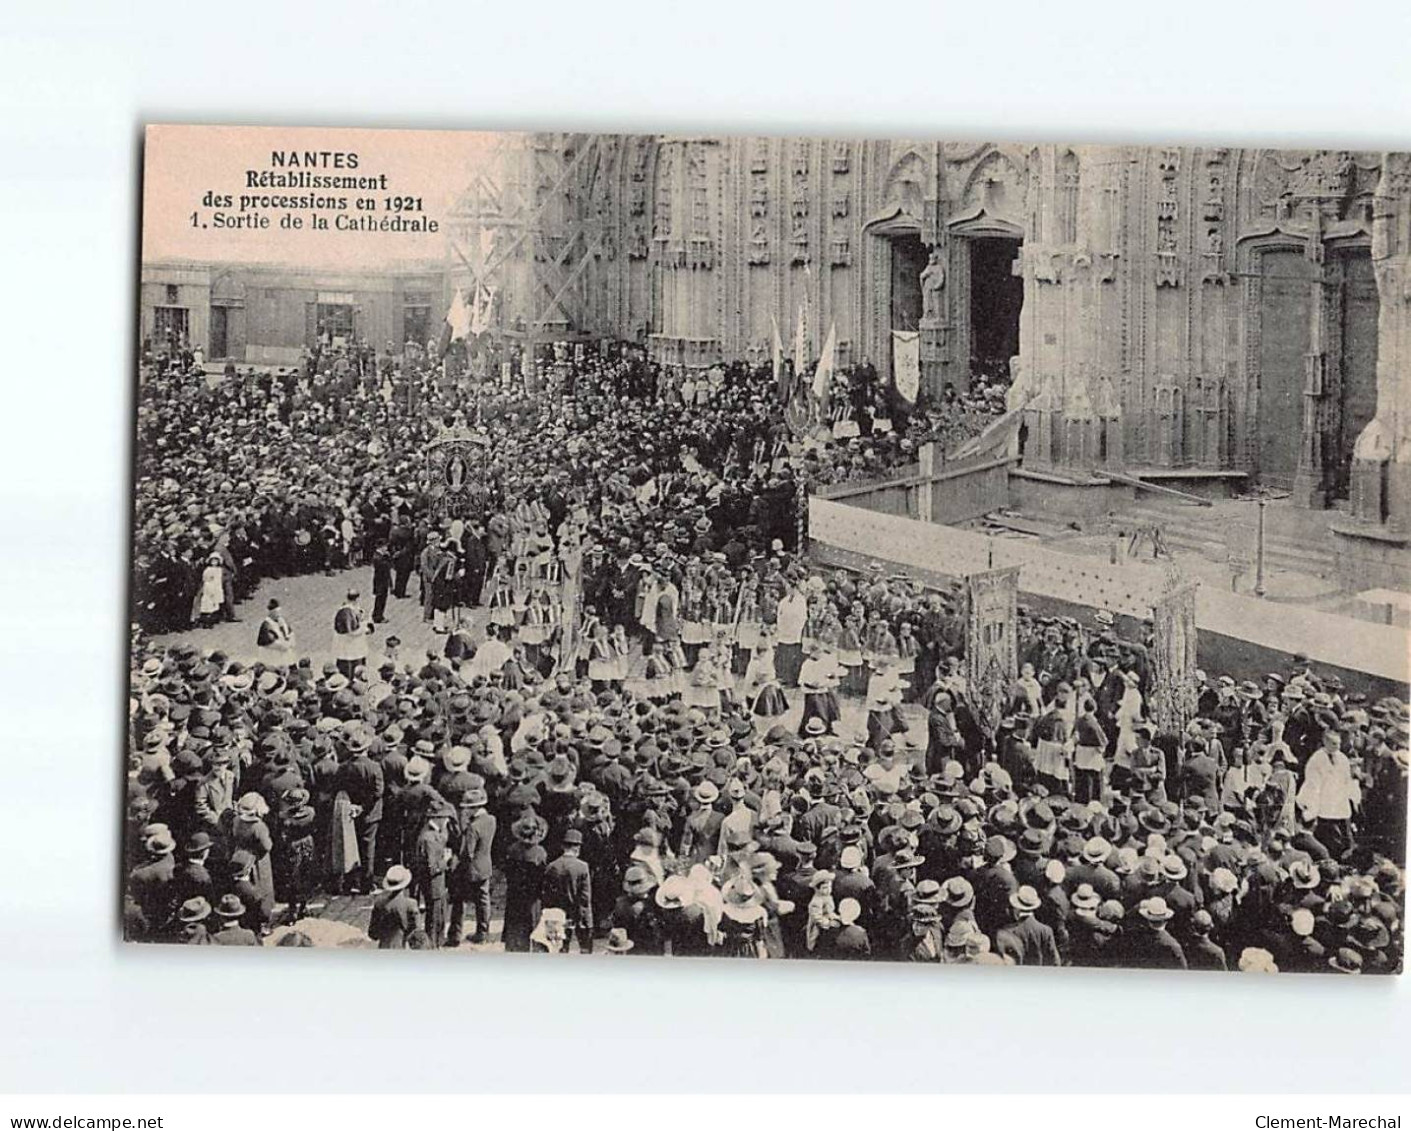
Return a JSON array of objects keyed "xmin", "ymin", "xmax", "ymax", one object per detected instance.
[{"xmin": 127, "ymin": 124, "xmax": 1407, "ymax": 973}]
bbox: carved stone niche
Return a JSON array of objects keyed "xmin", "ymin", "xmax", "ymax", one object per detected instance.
[
  {"xmin": 749, "ymin": 138, "xmax": 769, "ymax": 175},
  {"xmin": 832, "ymin": 192, "xmax": 850, "ymax": 219},
  {"xmin": 750, "ymin": 179, "xmax": 769, "ymax": 219},
  {"xmin": 830, "ymin": 234, "xmax": 851, "ymax": 268},
  {"xmin": 1155, "ymin": 253, "xmax": 1184, "ymax": 288},
  {"xmin": 832, "ymin": 141, "xmax": 850, "ymax": 174},
  {"xmin": 748, "ymin": 221, "xmax": 770, "ymax": 265},
  {"xmin": 1201, "ymin": 226, "xmax": 1226, "ymax": 284},
  {"xmin": 792, "ymin": 139, "xmax": 810, "ymax": 177}
]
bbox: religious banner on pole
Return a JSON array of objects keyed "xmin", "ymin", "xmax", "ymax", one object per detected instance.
[
  {"xmin": 771, "ymin": 312, "xmax": 787, "ymax": 403},
  {"xmin": 1149, "ymin": 571, "xmax": 1200, "ymax": 734},
  {"xmin": 811, "ymin": 322, "xmax": 836, "ymax": 407},
  {"xmin": 892, "ymin": 329, "xmax": 920, "ymax": 407},
  {"xmin": 792, "ymin": 301, "xmax": 808, "ymax": 374},
  {"xmin": 425, "ymin": 415, "xmax": 490, "ymax": 519},
  {"xmin": 964, "ymin": 564, "xmax": 1021, "ymax": 738}
]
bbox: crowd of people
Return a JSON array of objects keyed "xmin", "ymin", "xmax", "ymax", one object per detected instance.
[{"xmin": 125, "ymin": 337, "xmax": 1406, "ymax": 972}]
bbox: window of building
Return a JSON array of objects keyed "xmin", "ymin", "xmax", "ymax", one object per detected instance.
[
  {"xmin": 402, "ymin": 290, "xmax": 432, "ymax": 347},
  {"xmin": 316, "ymin": 303, "xmax": 355, "ymax": 344},
  {"xmin": 153, "ymin": 305, "xmax": 189, "ymax": 348}
]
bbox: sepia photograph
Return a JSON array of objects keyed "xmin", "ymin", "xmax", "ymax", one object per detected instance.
[{"xmin": 125, "ymin": 123, "xmax": 1408, "ymax": 975}]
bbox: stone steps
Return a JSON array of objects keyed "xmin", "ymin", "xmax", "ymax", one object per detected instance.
[{"xmin": 1119, "ymin": 504, "xmax": 1342, "ymax": 578}]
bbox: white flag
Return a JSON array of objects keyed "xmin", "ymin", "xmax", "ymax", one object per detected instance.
[
  {"xmin": 892, "ymin": 329, "xmax": 921, "ymax": 406},
  {"xmin": 811, "ymin": 323, "xmax": 837, "ymax": 404},
  {"xmin": 445, "ymin": 288, "xmax": 472, "ymax": 341},
  {"xmin": 470, "ymin": 283, "xmax": 492, "ymax": 336}
]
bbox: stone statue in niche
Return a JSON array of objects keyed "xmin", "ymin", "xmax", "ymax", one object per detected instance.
[
  {"xmin": 748, "ymin": 221, "xmax": 770, "ymax": 265},
  {"xmin": 920, "ymin": 248, "xmax": 946, "ymax": 320}
]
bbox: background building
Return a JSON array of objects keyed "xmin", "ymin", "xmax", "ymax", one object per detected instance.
[
  {"xmin": 138, "ymin": 259, "xmax": 449, "ymax": 367},
  {"xmin": 458, "ymin": 135, "xmax": 1410, "ymax": 580}
]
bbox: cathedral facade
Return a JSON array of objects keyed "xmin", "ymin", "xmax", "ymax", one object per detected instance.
[{"xmin": 470, "ymin": 134, "xmax": 1411, "ymax": 565}]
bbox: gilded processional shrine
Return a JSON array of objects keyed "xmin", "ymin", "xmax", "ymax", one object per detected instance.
[{"xmin": 473, "ymin": 137, "xmax": 1411, "ymax": 586}]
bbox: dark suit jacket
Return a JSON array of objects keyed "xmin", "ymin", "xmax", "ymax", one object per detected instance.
[
  {"xmin": 1123, "ymin": 924, "xmax": 1188, "ymax": 970},
  {"xmin": 832, "ymin": 871, "xmax": 880, "ymax": 926},
  {"xmin": 454, "ymin": 810, "xmax": 496, "ymax": 887},
  {"xmin": 679, "ymin": 808, "xmax": 724, "ymax": 864},
  {"xmin": 338, "ymin": 756, "xmax": 385, "ymax": 824},
  {"xmin": 996, "ymin": 915, "xmax": 1062, "ymax": 966},
  {"xmin": 369, "ymin": 890, "xmax": 419, "ymax": 948},
  {"xmin": 542, "ymin": 854, "xmax": 593, "ymax": 929}
]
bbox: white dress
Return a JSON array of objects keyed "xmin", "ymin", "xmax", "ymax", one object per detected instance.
[{"xmin": 197, "ymin": 566, "xmax": 224, "ymax": 616}]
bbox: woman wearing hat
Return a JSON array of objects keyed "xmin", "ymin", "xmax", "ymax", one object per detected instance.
[
  {"xmin": 275, "ymin": 790, "xmax": 318, "ymax": 923},
  {"xmin": 502, "ymin": 812, "xmax": 548, "ymax": 952},
  {"xmin": 230, "ymin": 792, "xmax": 276, "ymax": 924},
  {"xmin": 718, "ymin": 876, "xmax": 769, "ymax": 958}
]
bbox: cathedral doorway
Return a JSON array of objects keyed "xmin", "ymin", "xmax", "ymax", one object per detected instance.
[
  {"xmin": 1254, "ymin": 248, "xmax": 1316, "ymax": 491},
  {"xmin": 889, "ymin": 233, "xmax": 928, "ymax": 331},
  {"xmin": 1330, "ymin": 246, "xmax": 1379, "ymax": 502},
  {"xmin": 968, "ymin": 236, "xmax": 1023, "ymax": 385}
]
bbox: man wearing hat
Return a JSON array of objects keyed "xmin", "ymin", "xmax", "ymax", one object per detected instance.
[
  {"xmin": 176, "ymin": 896, "xmax": 214, "ymax": 945},
  {"xmin": 369, "ymin": 865, "xmax": 419, "ymax": 949},
  {"xmin": 1123, "ymin": 897, "xmax": 1187, "ymax": 970},
  {"xmin": 172, "ymin": 831, "xmax": 217, "ymax": 910},
  {"xmin": 542, "ymin": 828, "xmax": 594, "ymax": 953},
  {"xmin": 128, "ymin": 827, "xmax": 179, "ymax": 939},
  {"xmin": 210, "ymin": 894, "xmax": 258, "ymax": 946},
  {"xmin": 338, "ymin": 725, "xmax": 385, "ymax": 895},
  {"xmin": 412, "ymin": 803, "xmax": 453, "ymax": 948},
  {"xmin": 1184, "ymin": 909, "xmax": 1227, "ymax": 971},
  {"xmin": 447, "ymin": 784, "xmax": 497, "ymax": 946},
  {"xmin": 680, "ymin": 780, "xmax": 725, "ymax": 867},
  {"xmin": 833, "ymin": 844, "xmax": 879, "ymax": 927},
  {"xmin": 995, "ymin": 885, "xmax": 1061, "ymax": 967}
]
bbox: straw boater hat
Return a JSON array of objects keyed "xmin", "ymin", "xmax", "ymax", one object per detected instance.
[
  {"xmin": 1081, "ymin": 836, "xmax": 1113, "ymax": 866},
  {"xmin": 942, "ymin": 876, "xmax": 975, "ymax": 910},
  {"xmin": 1139, "ymin": 896, "xmax": 1175, "ymax": 923},
  {"xmin": 605, "ymin": 928, "xmax": 635, "ymax": 954},
  {"xmin": 214, "ymin": 893, "xmax": 246, "ymax": 920},
  {"xmin": 1071, "ymin": 883, "xmax": 1101, "ymax": 913},
  {"xmin": 1009, "ymin": 885, "xmax": 1042, "ymax": 914},
  {"xmin": 912, "ymin": 879, "xmax": 944, "ymax": 906},
  {"xmin": 382, "ymin": 866, "xmax": 411, "ymax": 894},
  {"xmin": 178, "ymin": 896, "xmax": 211, "ymax": 924},
  {"xmin": 1328, "ymin": 947, "xmax": 1364, "ymax": 975}
]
